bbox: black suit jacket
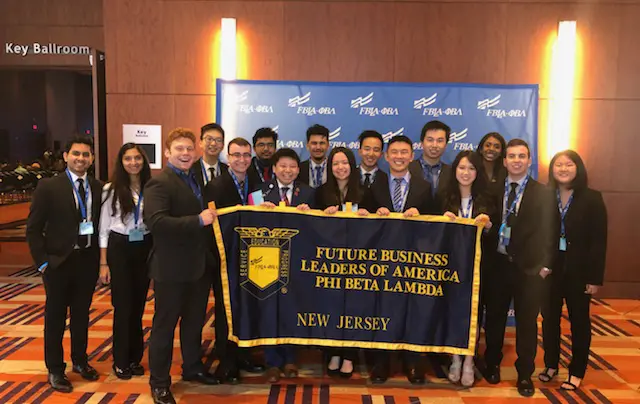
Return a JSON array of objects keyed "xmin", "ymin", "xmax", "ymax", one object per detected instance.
[
  {"xmin": 409, "ymin": 159, "xmax": 451, "ymax": 211},
  {"xmin": 297, "ymin": 160, "xmax": 311, "ymax": 186},
  {"xmin": 26, "ymin": 173, "xmax": 102, "ymax": 270},
  {"xmin": 498, "ymin": 178, "xmax": 558, "ymax": 275},
  {"xmin": 143, "ymin": 167, "xmax": 214, "ymax": 282},
  {"xmin": 360, "ymin": 173, "xmax": 434, "ymax": 215},
  {"xmin": 246, "ymin": 157, "xmax": 273, "ymax": 187},
  {"xmin": 262, "ymin": 180, "xmax": 315, "ymax": 208},
  {"xmin": 205, "ymin": 170, "xmax": 261, "ymax": 209},
  {"xmin": 190, "ymin": 158, "xmax": 228, "ymax": 190},
  {"xmin": 553, "ymin": 187, "xmax": 607, "ymax": 285}
]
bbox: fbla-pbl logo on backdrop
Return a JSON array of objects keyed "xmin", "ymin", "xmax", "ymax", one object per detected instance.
[
  {"xmin": 413, "ymin": 93, "xmax": 463, "ymax": 117},
  {"xmin": 288, "ymin": 92, "xmax": 336, "ymax": 116},
  {"xmin": 448, "ymin": 128, "xmax": 476, "ymax": 151},
  {"xmin": 350, "ymin": 92, "xmax": 399, "ymax": 117},
  {"xmin": 235, "ymin": 90, "xmax": 274, "ymax": 114},
  {"xmin": 382, "ymin": 128, "xmax": 404, "ymax": 144},
  {"xmin": 235, "ymin": 227, "xmax": 299, "ymax": 300},
  {"xmin": 477, "ymin": 95, "xmax": 526, "ymax": 119}
]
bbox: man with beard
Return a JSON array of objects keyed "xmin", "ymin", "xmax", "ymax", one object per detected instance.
[
  {"xmin": 357, "ymin": 130, "xmax": 388, "ymax": 188},
  {"xmin": 191, "ymin": 123, "xmax": 228, "ymax": 189},
  {"xmin": 409, "ymin": 120, "xmax": 452, "ymax": 205},
  {"xmin": 298, "ymin": 124, "xmax": 330, "ymax": 188},
  {"xmin": 247, "ymin": 127, "xmax": 278, "ymax": 186}
]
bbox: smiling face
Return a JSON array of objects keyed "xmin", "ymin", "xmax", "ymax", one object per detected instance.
[
  {"xmin": 307, "ymin": 134, "xmax": 329, "ymax": 162},
  {"xmin": 64, "ymin": 143, "xmax": 94, "ymax": 176},
  {"xmin": 165, "ymin": 137, "xmax": 196, "ymax": 171},
  {"xmin": 200, "ymin": 129, "xmax": 224, "ymax": 160},
  {"xmin": 331, "ymin": 152, "xmax": 351, "ymax": 181},
  {"xmin": 254, "ymin": 136, "xmax": 276, "ymax": 160},
  {"xmin": 273, "ymin": 156, "xmax": 299, "ymax": 186},
  {"xmin": 358, "ymin": 137, "xmax": 383, "ymax": 170},
  {"xmin": 503, "ymin": 145, "xmax": 531, "ymax": 178},
  {"xmin": 227, "ymin": 143, "xmax": 252, "ymax": 175},
  {"xmin": 422, "ymin": 129, "xmax": 447, "ymax": 161},
  {"xmin": 385, "ymin": 141, "xmax": 412, "ymax": 175},
  {"xmin": 481, "ymin": 135, "xmax": 502, "ymax": 162},
  {"xmin": 456, "ymin": 156, "xmax": 477, "ymax": 187},
  {"xmin": 122, "ymin": 148, "xmax": 144, "ymax": 176},
  {"xmin": 552, "ymin": 154, "xmax": 577, "ymax": 186}
]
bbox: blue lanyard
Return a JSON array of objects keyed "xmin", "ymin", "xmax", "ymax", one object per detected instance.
[
  {"xmin": 229, "ymin": 170, "xmax": 249, "ymax": 205},
  {"xmin": 556, "ymin": 189, "xmax": 574, "ymax": 237},
  {"xmin": 66, "ymin": 169, "xmax": 89, "ymax": 220},
  {"xmin": 461, "ymin": 196, "xmax": 473, "ymax": 218},
  {"xmin": 133, "ymin": 191, "xmax": 143, "ymax": 227},
  {"xmin": 419, "ymin": 159, "xmax": 441, "ymax": 181},
  {"xmin": 200, "ymin": 158, "xmax": 215, "ymax": 185},
  {"xmin": 502, "ymin": 175, "xmax": 529, "ymax": 225},
  {"xmin": 254, "ymin": 160, "xmax": 266, "ymax": 183}
]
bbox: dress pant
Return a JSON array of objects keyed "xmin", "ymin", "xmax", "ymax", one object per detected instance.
[
  {"xmin": 484, "ymin": 254, "xmax": 542, "ymax": 379},
  {"xmin": 265, "ymin": 346, "xmax": 297, "ymax": 368},
  {"xmin": 42, "ymin": 248, "xmax": 99, "ymax": 374},
  {"xmin": 541, "ymin": 255, "xmax": 592, "ymax": 378},
  {"xmin": 107, "ymin": 232, "xmax": 152, "ymax": 369},
  {"xmin": 149, "ymin": 274, "xmax": 209, "ymax": 389}
]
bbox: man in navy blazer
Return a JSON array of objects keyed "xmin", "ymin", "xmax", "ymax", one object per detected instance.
[{"xmin": 258, "ymin": 148, "xmax": 314, "ymax": 383}]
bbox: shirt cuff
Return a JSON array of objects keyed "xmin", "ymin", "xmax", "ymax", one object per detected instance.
[{"xmin": 38, "ymin": 262, "xmax": 48, "ymax": 272}]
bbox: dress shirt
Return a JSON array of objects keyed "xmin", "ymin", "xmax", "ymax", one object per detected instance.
[{"xmin": 99, "ymin": 183, "xmax": 150, "ymax": 248}]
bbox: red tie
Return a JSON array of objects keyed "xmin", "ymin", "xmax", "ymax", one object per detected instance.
[
  {"xmin": 281, "ymin": 187, "xmax": 290, "ymax": 206},
  {"xmin": 263, "ymin": 167, "xmax": 271, "ymax": 182}
]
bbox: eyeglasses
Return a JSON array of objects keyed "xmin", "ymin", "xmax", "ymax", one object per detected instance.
[
  {"xmin": 255, "ymin": 142, "xmax": 276, "ymax": 149},
  {"xmin": 229, "ymin": 152, "xmax": 252, "ymax": 159},
  {"xmin": 203, "ymin": 137, "xmax": 224, "ymax": 144}
]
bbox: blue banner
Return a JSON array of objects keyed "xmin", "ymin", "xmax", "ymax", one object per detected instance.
[
  {"xmin": 214, "ymin": 206, "xmax": 482, "ymax": 354},
  {"xmin": 217, "ymin": 80, "xmax": 539, "ymax": 174}
]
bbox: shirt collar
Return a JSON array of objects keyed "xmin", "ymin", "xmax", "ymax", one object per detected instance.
[
  {"xmin": 420, "ymin": 155, "xmax": 442, "ymax": 169},
  {"xmin": 67, "ymin": 169, "xmax": 87, "ymax": 183},
  {"xmin": 390, "ymin": 171, "xmax": 411, "ymax": 185},
  {"xmin": 200, "ymin": 158, "xmax": 218, "ymax": 171},
  {"xmin": 167, "ymin": 162, "xmax": 191, "ymax": 178},
  {"xmin": 310, "ymin": 158, "xmax": 327, "ymax": 169},
  {"xmin": 507, "ymin": 175, "xmax": 527, "ymax": 188},
  {"xmin": 360, "ymin": 165, "xmax": 378, "ymax": 176},
  {"xmin": 277, "ymin": 179, "xmax": 294, "ymax": 190}
]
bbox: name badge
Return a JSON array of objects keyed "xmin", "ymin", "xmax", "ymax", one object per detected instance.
[
  {"xmin": 499, "ymin": 224, "xmax": 511, "ymax": 246},
  {"xmin": 341, "ymin": 203, "xmax": 359, "ymax": 212},
  {"xmin": 559, "ymin": 237, "xmax": 567, "ymax": 251},
  {"xmin": 79, "ymin": 221, "xmax": 94, "ymax": 236},
  {"xmin": 129, "ymin": 228, "xmax": 144, "ymax": 242}
]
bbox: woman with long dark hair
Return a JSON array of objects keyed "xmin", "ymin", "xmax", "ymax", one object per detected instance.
[
  {"xmin": 477, "ymin": 132, "xmax": 507, "ymax": 185},
  {"xmin": 315, "ymin": 147, "xmax": 367, "ymax": 378},
  {"xmin": 440, "ymin": 150, "xmax": 497, "ymax": 387},
  {"xmin": 539, "ymin": 150, "xmax": 607, "ymax": 391},
  {"xmin": 99, "ymin": 143, "xmax": 153, "ymax": 379}
]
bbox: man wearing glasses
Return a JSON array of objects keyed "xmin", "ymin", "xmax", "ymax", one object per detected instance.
[
  {"xmin": 191, "ymin": 123, "xmax": 228, "ymax": 190},
  {"xmin": 247, "ymin": 127, "xmax": 278, "ymax": 186}
]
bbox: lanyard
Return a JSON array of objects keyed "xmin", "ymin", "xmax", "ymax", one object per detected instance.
[
  {"xmin": 66, "ymin": 169, "xmax": 89, "ymax": 220},
  {"xmin": 557, "ymin": 189, "xmax": 574, "ymax": 237},
  {"xmin": 254, "ymin": 160, "xmax": 268, "ymax": 183},
  {"xmin": 230, "ymin": 170, "xmax": 249, "ymax": 205},
  {"xmin": 133, "ymin": 191, "xmax": 143, "ymax": 227},
  {"xmin": 419, "ymin": 159, "xmax": 441, "ymax": 182},
  {"xmin": 460, "ymin": 196, "xmax": 473, "ymax": 218},
  {"xmin": 200, "ymin": 158, "xmax": 216, "ymax": 185},
  {"xmin": 502, "ymin": 175, "xmax": 529, "ymax": 225}
]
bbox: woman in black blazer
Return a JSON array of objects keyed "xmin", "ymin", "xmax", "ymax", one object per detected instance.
[
  {"xmin": 539, "ymin": 150, "xmax": 608, "ymax": 391},
  {"xmin": 315, "ymin": 147, "xmax": 367, "ymax": 379},
  {"xmin": 440, "ymin": 150, "xmax": 497, "ymax": 387}
]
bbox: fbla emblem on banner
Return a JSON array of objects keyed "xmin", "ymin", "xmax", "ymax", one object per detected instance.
[{"xmin": 235, "ymin": 227, "xmax": 299, "ymax": 300}]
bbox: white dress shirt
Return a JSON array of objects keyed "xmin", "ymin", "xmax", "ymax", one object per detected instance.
[
  {"xmin": 310, "ymin": 159, "xmax": 327, "ymax": 188},
  {"xmin": 200, "ymin": 158, "xmax": 220, "ymax": 185},
  {"xmin": 276, "ymin": 180, "xmax": 294, "ymax": 204},
  {"xmin": 99, "ymin": 183, "xmax": 149, "ymax": 248}
]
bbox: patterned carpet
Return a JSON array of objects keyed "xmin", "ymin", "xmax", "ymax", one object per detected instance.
[{"xmin": 0, "ymin": 257, "xmax": 639, "ymax": 403}]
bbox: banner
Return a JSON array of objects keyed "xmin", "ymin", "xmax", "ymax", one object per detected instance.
[
  {"xmin": 217, "ymin": 80, "xmax": 539, "ymax": 175},
  {"xmin": 214, "ymin": 206, "xmax": 482, "ymax": 355}
]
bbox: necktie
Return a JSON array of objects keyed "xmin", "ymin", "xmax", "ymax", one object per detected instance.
[
  {"xmin": 77, "ymin": 178, "xmax": 89, "ymax": 248},
  {"xmin": 314, "ymin": 166, "xmax": 323, "ymax": 188},
  {"xmin": 263, "ymin": 167, "xmax": 271, "ymax": 182},
  {"xmin": 392, "ymin": 178, "xmax": 404, "ymax": 213},
  {"xmin": 208, "ymin": 167, "xmax": 216, "ymax": 181},
  {"xmin": 363, "ymin": 173, "xmax": 372, "ymax": 188},
  {"xmin": 281, "ymin": 187, "xmax": 290, "ymax": 206},
  {"xmin": 506, "ymin": 182, "xmax": 518, "ymax": 226}
]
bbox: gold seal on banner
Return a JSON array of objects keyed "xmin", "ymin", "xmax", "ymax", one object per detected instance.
[{"xmin": 234, "ymin": 227, "xmax": 299, "ymax": 300}]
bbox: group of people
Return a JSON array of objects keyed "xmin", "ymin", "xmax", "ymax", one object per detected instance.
[{"xmin": 26, "ymin": 120, "xmax": 608, "ymax": 404}]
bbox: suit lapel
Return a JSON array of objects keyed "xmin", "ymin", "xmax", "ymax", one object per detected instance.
[
  {"xmin": 374, "ymin": 177, "xmax": 393, "ymax": 210},
  {"xmin": 60, "ymin": 174, "xmax": 79, "ymax": 221}
]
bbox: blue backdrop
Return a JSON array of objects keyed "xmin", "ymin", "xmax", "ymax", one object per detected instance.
[{"xmin": 216, "ymin": 79, "xmax": 539, "ymax": 174}]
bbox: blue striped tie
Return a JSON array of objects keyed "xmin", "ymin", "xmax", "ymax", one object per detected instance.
[{"xmin": 392, "ymin": 178, "xmax": 404, "ymax": 212}]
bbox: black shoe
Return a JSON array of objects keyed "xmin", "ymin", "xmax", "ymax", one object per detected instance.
[
  {"xmin": 484, "ymin": 365, "xmax": 501, "ymax": 384},
  {"xmin": 183, "ymin": 371, "xmax": 221, "ymax": 385},
  {"xmin": 237, "ymin": 358, "xmax": 265, "ymax": 373},
  {"xmin": 72, "ymin": 363, "xmax": 99, "ymax": 381},
  {"xmin": 405, "ymin": 366, "xmax": 426, "ymax": 385},
  {"xmin": 130, "ymin": 362, "xmax": 145, "ymax": 376},
  {"xmin": 112, "ymin": 365, "xmax": 132, "ymax": 380},
  {"xmin": 214, "ymin": 363, "xmax": 241, "ymax": 385},
  {"xmin": 151, "ymin": 387, "xmax": 176, "ymax": 404},
  {"xmin": 369, "ymin": 366, "xmax": 389, "ymax": 384},
  {"xmin": 48, "ymin": 373, "xmax": 73, "ymax": 393},
  {"xmin": 517, "ymin": 378, "xmax": 535, "ymax": 397}
]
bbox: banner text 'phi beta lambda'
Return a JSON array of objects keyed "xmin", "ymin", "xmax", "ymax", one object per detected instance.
[{"xmin": 214, "ymin": 206, "xmax": 482, "ymax": 355}]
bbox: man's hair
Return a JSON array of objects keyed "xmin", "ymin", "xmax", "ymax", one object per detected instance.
[
  {"xmin": 65, "ymin": 135, "xmax": 94, "ymax": 153},
  {"xmin": 420, "ymin": 120, "xmax": 452, "ymax": 143},
  {"xmin": 200, "ymin": 123, "xmax": 225, "ymax": 141},
  {"xmin": 306, "ymin": 124, "xmax": 329, "ymax": 142},
  {"xmin": 227, "ymin": 137, "xmax": 251, "ymax": 153},
  {"xmin": 358, "ymin": 130, "xmax": 383, "ymax": 148},
  {"xmin": 271, "ymin": 148, "xmax": 300, "ymax": 166},
  {"xmin": 252, "ymin": 127, "xmax": 278, "ymax": 146},
  {"xmin": 386, "ymin": 135, "xmax": 413, "ymax": 150},
  {"xmin": 165, "ymin": 128, "xmax": 196, "ymax": 149},
  {"xmin": 505, "ymin": 138, "xmax": 530, "ymax": 157}
]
